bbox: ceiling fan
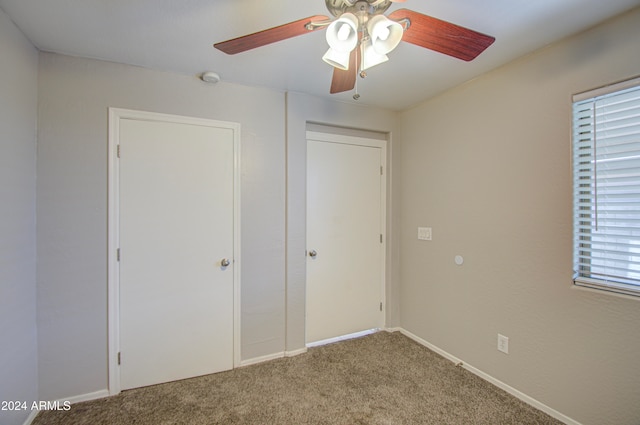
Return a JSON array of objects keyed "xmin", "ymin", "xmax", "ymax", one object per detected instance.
[{"xmin": 214, "ymin": 0, "xmax": 495, "ymax": 97}]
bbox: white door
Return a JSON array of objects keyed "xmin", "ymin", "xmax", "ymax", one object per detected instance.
[
  {"xmin": 306, "ymin": 132, "xmax": 386, "ymax": 344},
  {"xmin": 118, "ymin": 116, "xmax": 236, "ymax": 390}
]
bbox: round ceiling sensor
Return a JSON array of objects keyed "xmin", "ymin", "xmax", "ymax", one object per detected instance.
[{"xmin": 201, "ymin": 71, "xmax": 221, "ymax": 84}]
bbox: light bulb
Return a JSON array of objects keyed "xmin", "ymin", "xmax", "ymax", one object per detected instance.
[
  {"xmin": 337, "ymin": 23, "xmax": 351, "ymax": 41},
  {"xmin": 377, "ymin": 26, "xmax": 390, "ymax": 41}
]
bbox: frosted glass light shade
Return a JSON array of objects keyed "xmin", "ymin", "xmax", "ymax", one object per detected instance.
[
  {"xmin": 322, "ymin": 48, "xmax": 352, "ymax": 70},
  {"xmin": 367, "ymin": 15, "xmax": 403, "ymax": 55},
  {"xmin": 360, "ymin": 39, "xmax": 388, "ymax": 71},
  {"xmin": 325, "ymin": 13, "xmax": 358, "ymax": 53}
]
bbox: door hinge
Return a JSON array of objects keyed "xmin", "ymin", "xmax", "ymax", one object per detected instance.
[
  {"xmin": 117, "ymin": 352, "xmax": 121, "ymax": 365},
  {"xmin": 380, "ymin": 166, "xmax": 383, "ymax": 175},
  {"xmin": 117, "ymin": 248, "xmax": 121, "ymax": 262},
  {"xmin": 380, "ymin": 234, "xmax": 383, "ymax": 244},
  {"xmin": 117, "ymin": 144, "xmax": 121, "ymax": 158},
  {"xmin": 380, "ymin": 302, "xmax": 383, "ymax": 312}
]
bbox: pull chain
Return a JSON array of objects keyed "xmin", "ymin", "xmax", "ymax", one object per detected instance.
[{"xmin": 353, "ymin": 42, "xmax": 360, "ymax": 100}]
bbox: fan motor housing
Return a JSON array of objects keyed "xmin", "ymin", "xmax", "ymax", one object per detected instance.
[{"xmin": 325, "ymin": 0, "xmax": 393, "ymax": 17}]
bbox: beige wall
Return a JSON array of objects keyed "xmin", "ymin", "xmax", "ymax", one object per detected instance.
[
  {"xmin": 398, "ymin": 8, "xmax": 640, "ymax": 425},
  {"xmin": 0, "ymin": 7, "xmax": 39, "ymax": 425},
  {"xmin": 35, "ymin": 54, "xmax": 400, "ymax": 402},
  {"xmin": 36, "ymin": 53, "xmax": 287, "ymax": 400},
  {"xmin": 10, "ymin": 5, "xmax": 639, "ymax": 422}
]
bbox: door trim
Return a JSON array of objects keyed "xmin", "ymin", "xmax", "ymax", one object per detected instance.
[
  {"xmin": 107, "ymin": 108, "xmax": 241, "ymax": 395},
  {"xmin": 305, "ymin": 130, "xmax": 387, "ymax": 343}
]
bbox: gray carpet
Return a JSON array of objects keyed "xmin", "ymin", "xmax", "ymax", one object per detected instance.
[{"xmin": 33, "ymin": 332, "xmax": 563, "ymax": 424}]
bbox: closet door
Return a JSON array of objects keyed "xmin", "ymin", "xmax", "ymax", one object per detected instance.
[
  {"xmin": 118, "ymin": 117, "xmax": 235, "ymax": 390},
  {"xmin": 306, "ymin": 132, "xmax": 386, "ymax": 344}
]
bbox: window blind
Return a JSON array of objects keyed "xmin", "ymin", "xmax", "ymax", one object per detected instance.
[{"xmin": 572, "ymin": 78, "xmax": 640, "ymax": 296}]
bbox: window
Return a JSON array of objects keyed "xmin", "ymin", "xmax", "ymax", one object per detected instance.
[{"xmin": 572, "ymin": 77, "xmax": 640, "ymax": 296}]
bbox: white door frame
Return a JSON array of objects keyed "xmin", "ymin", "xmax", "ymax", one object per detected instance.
[
  {"xmin": 107, "ymin": 108, "xmax": 241, "ymax": 395},
  {"xmin": 305, "ymin": 130, "xmax": 387, "ymax": 342}
]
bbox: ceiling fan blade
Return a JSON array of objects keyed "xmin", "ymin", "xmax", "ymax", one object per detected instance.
[
  {"xmin": 388, "ymin": 9, "xmax": 495, "ymax": 61},
  {"xmin": 329, "ymin": 49, "xmax": 357, "ymax": 94},
  {"xmin": 214, "ymin": 15, "xmax": 330, "ymax": 55}
]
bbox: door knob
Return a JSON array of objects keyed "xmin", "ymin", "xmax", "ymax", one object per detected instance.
[
  {"xmin": 221, "ymin": 258, "xmax": 231, "ymax": 267},
  {"xmin": 309, "ymin": 250, "xmax": 317, "ymax": 258}
]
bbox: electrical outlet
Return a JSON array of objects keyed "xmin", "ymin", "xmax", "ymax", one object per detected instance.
[
  {"xmin": 497, "ymin": 334, "xmax": 509, "ymax": 354},
  {"xmin": 418, "ymin": 227, "xmax": 432, "ymax": 241}
]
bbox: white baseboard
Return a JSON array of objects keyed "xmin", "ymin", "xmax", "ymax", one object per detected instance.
[
  {"xmin": 22, "ymin": 389, "xmax": 110, "ymax": 425},
  {"xmin": 285, "ymin": 347, "xmax": 307, "ymax": 357},
  {"xmin": 232, "ymin": 345, "xmax": 309, "ymax": 367},
  {"xmin": 242, "ymin": 329, "xmax": 384, "ymax": 366},
  {"xmin": 306, "ymin": 328, "xmax": 379, "ymax": 348},
  {"xmin": 22, "ymin": 409, "xmax": 39, "ymax": 425},
  {"xmin": 63, "ymin": 389, "xmax": 110, "ymax": 405},
  {"xmin": 239, "ymin": 351, "xmax": 286, "ymax": 367},
  {"xmin": 243, "ymin": 328, "xmax": 381, "ymax": 365},
  {"xmin": 398, "ymin": 328, "xmax": 581, "ymax": 425}
]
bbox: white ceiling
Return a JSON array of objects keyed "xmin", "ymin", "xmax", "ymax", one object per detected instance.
[{"xmin": 1, "ymin": 0, "xmax": 638, "ymax": 110}]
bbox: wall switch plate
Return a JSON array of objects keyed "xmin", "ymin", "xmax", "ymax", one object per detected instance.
[
  {"xmin": 418, "ymin": 227, "xmax": 432, "ymax": 241},
  {"xmin": 498, "ymin": 334, "xmax": 509, "ymax": 354}
]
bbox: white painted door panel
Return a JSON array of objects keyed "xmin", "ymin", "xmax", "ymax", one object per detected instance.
[
  {"xmin": 306, "ymin": 137, "xmax": 384, "ymax": 344},
  {"xmin": 119, "ymin": 118, "xmax": 234, "ymax": 390}
]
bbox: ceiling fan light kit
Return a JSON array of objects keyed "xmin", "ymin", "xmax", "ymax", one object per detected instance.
[
  {"xmin": 322, "ymin": 48, "xmax": 353, "ymax": 71},
  {"xmin": 214, "ymin": 0, "xmax": 495, "ymax": 98}
]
